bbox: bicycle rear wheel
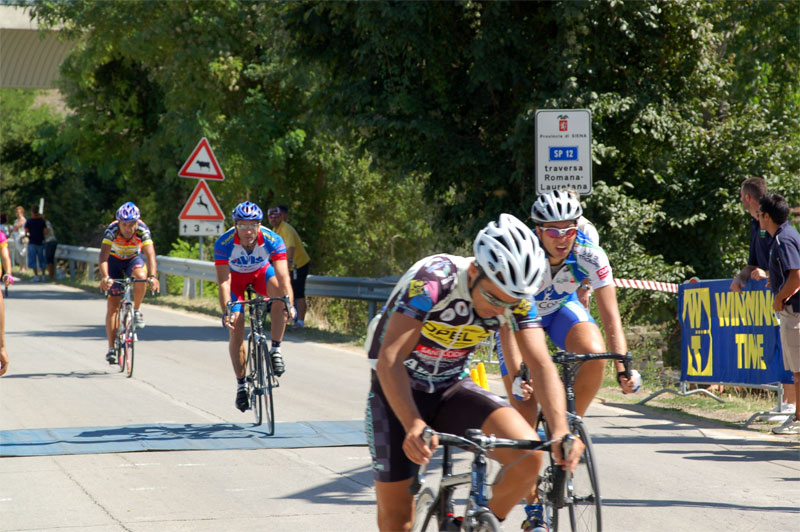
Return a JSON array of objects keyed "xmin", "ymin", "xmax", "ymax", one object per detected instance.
[
  {"xmin": 564, "ymin": 417, "xmax": 601, "ymax": 532},
  {"xmin": 410, "ymin": 486, "xmax": 440, "ymax": 532},
  {"xmin": 261, "ymin": 338, "xmax": 275, "ymax": 436},
  {"xmin": 123, "ymin": 306, "xmax": 135, "ymax": 378},
  {"xmin": 246, "ymin": 333, "xmax": 263, "ymax": 426}
]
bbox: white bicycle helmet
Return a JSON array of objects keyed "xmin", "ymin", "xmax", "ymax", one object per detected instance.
[
  {"xmin": 530, "ymin": 190, "xmax": 583, "ymax": 224},
  {"xmin": 473, "ymin": 214, "xmax": 546, "ymax": 298}
]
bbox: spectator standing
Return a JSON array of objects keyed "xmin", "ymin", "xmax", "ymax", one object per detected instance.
[
  {"xmin": 10, "ymin": 206, "xmax": 27, "ymax": 273},
  {"xmin": 758, "ymin": 193, "xmax": 800, "ymax": 435},
  {"xmin": 0, "ymin": 214, "xmax": 10, "ymax": 239},
  {"xmin": 24, "ymin": 206, "xmax": 47, "ymax": 282},
  {"xmin": 268, "ymin": 205, "xmax": 311, "ymax": 329},
  {"xmin": 44, "ymin": 218, "xmax": 58, "ymax": 279},
  {"xmin": 729, "ymin": 177, "xmax": 795, "ymax": 417}
]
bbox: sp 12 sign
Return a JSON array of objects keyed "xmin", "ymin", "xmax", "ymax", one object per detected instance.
[{"xmin": 535, "ymin": 109, "xmax": 592, "ymax": 195}]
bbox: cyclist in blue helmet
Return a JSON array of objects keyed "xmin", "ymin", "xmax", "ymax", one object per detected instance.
[
  {"xmin": 214, "ymin": 201, "xmax": 295, "ymax": 412},
  {"xmin": 98, "ymin": 202, "xmax": 160, "ymax": 364}
]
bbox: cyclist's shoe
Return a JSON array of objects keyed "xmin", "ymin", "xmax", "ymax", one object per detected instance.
[
  {"xmin": 522, "ymin": 503, "xmax": 548, "ymax": 532},
  {"xmin": 235, "ymin": 388, "xmax": 249, "ymax": 412},
  {"xmin": 134, "ymin": 310, "xmax": 145, "ymax": 329},
  {"xmin": 105, "ymin": 349, "xmax": 117, "ymax": 365},
  {"xmin": 270, "ymin": 347, "xmax": 285, "ymax": 377}
]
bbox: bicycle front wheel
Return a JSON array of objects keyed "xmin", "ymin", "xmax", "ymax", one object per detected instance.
[
  {"xmin": 564, "ymin": 417, "xmax": 601, "ymax": 532},
  {"xmin": 246, "ymin": 333, "xmax": 263, "ymax": 426},
  {"xmin": 123, "ymin": 306, "xmax": 135, "ymax": 378},
  {"xmin": 261, "ymin": 339, "xmax": 275, "ymax": 436},
  {"xmin": 410, "ymin": 486, "xmax": 439, "ymax": 532}
]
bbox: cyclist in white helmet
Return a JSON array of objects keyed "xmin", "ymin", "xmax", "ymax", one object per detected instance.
[
  {"xmin": 364, "ymin": 213, "xmax": 583, "ymax": 532},
  {"xmin": 495, "ymin": 190, "xmax": 633, "ymax": 532}
]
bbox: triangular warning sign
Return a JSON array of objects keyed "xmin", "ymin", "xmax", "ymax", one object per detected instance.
[
  {"xmin": 178, "ymin": 137, "xmax": 225, "ymax": 180},
  {"xmin": 179, "ymin": 180, "xmax": 225, "ymax": 221}
]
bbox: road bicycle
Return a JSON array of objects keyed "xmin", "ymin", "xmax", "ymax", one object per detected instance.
[
  {"xmin": 108, "ymin": 277, "xmax": 152, "ymax": 378},
  {"xmin": 410, "ymin": 427, "xmax": 573, "ymax": 532},
  {"xmin": 531, "ymin": 350, "xmax": 633, "ymax": 532},
  {"xmin": 227, "ymin": 287, "xmax": 291, "ymax": 434}
]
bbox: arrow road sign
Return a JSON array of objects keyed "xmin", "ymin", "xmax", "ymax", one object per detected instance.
[
  {"xmin": 179, "ymin": 180, "xmax": 225, "ymax": 221},
  {"xmin": 178, "ymin": 137, "xmax": 225, "ymax": 180}
]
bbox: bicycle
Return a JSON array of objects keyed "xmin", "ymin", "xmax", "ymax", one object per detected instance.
[
  {"xmin": 531, "ymin": 350, "xmax": 633, "ymax": 532},
  {"xmin": 410, "ymin": 427, "xmax": 573, "ymax": 532},
  {"xmin": 227, "ymin": 287, "xmax": 291, "ymax": 434},
  {"xmin": 107, "ymin": 277, "xmax": 152, "ymax": 378}
]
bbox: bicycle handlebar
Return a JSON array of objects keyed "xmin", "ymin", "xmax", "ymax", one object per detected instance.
[
  {"xmin": 551, "ymin": 350, "xmax": 633, "ymax": 375},
  {"xmin": 409, "ymin": 427, "xmax": 570, "ymax": 495}
]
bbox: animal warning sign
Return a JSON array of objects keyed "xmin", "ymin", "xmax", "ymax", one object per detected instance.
[
  {"xmin": 178, "ymin": 137, "xmax": 225, "ymax": 180},
  {"xmin": 179, "ymin": 180, "xmax": 225, "ymax": 221}
]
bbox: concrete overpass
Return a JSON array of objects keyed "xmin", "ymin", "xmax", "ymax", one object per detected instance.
[{"xmin": 0, "ymin": 4, "xmax": 74, "ymax": 89}]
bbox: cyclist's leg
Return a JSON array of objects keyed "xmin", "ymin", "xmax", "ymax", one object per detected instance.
[
  {"xmin": 548, "ymin": 299, "xmax": 605, "ymax": 417},
  {"xmin": 105, "ymin": 294, "xmax": 121, "ymax": 348},
  {"xmin": 227, "ymin": 307, "xmax": 247, "ymax": 379},
  {"xmin": 128, "ymin": 255, "xmax": 148, "ymax": 311},
  {"xmin": 263, "ymin": 266, "xmax": 287, "ymax": 343}
]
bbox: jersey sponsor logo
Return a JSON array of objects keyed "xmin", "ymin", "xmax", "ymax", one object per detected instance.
[
  {"xmin": 230, "ymin": 253, "xmax": 267, "ymax": 268},
  {"xmin": 597, "ymin": 265, "xmax": 610, "ymax": 279},
  {"xmin": 512, "ymin": 299, "xmax": 532, "ymax": 316},
  {"xmin": 408, "ymin": 280, "xmax": 425, "ymax": 298},
  {"xmin": 421, "ymin": 321, "xmax": 492, "ymax": 349},
  {"xmin": 415, "ymin": 344, "xmax": 469, "ymax": 360}
]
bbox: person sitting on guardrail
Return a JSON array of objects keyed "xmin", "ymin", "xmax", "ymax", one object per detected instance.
[
  {"xmin": 758, "ymin": 193, "xmax": 800, "ymax": 435},
  {"xmin": 98, "ymin": 202, "xmax": 160, "ymax": 364},
  {"xmin": 364, "ymin": 213, "xmax": 582, "ymax": 532},
  {"xmin": 214, "ymin": 201, "xmax": 295, "ymax": 413},
  {"xmin": 494, "ymin": 190, "xmax": 633, "ymax": 531}
]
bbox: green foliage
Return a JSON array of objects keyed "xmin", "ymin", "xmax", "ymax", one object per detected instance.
[{"xmin": 165, "ymin": 238, "xmax": 218, "ymax": 298}]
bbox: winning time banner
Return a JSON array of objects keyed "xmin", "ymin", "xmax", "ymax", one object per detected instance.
[{"xmin": 678, "ymin": 279, "xmax": 792, "ymax": 385}]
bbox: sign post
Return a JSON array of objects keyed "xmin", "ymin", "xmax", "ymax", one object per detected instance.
[
  {"xmin": 535, "ymin": 109, "xmax": 592, "ymax": 195},
  {"xmin": 178, "ymin": 137, "xmax": 226, "ymax": 297}
]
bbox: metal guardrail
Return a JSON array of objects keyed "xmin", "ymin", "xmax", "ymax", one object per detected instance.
[{"xmin": 55, "ymin": 245, "xmax": 396, "ymax": 318}]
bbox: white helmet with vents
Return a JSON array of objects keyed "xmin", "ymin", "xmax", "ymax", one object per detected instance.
[
  {"xmin": 473, "ymin": 214, "xmax": 546, "ymax": 298},
  {"xmin": 530, "ymin": 190, "xmax": 583, "ymax": 223}
]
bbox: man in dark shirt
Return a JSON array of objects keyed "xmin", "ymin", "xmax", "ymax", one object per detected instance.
[
  {"xmin": 24, "ymin": 206, "xmax": 47, "ymax": 282},
  {"xmin": 759, "ymin": 193, "xmax": 800, "ymax": 435},
  {"xmin": 730, "ymin": 177, "xmax": 771, "ymax": 292}
]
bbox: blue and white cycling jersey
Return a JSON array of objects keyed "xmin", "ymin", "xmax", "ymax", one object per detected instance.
[
  {"xmin": 213, "ymin": 226, "xmax": 287, "ymax": 273},
  {"xmin": 534, "ymin": 231, "xmax": 613, "ymax": 317}
]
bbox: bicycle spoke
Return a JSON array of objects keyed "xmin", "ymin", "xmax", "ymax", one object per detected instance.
[{"xmin": 565, "ymin": 418, "xmax": 601, "ymax": 532}]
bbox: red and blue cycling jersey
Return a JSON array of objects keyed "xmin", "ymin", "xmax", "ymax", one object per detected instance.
[{"xmin": 214, "ymin": 226, "xmax": 287, "ymax": 311}]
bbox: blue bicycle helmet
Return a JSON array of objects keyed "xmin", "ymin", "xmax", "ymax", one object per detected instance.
[
  {"xmin": 231, "ymin": 201, "xmax": 263, "ymax": 221},
  {"xmin": 116, "ymin": 201, "xmax": 141, "ymax": 222}
]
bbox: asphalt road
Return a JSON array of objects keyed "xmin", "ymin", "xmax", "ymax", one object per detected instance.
[{"xmin": 1, "ymin": 282, "xmax": 798, "ymax": 531}]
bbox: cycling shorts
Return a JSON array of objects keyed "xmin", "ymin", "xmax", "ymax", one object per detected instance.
[
  {"xmin": 496, "ymin": 294, "xmax": 596, "ymax": 377},
  {"xmin": 107, "ymin": 255, "xmax": 147, "ymax": 297},
  {"xmin": 291, "ymin": 262, "xmax": 309, "ymax": 299},
  {"xmin": 229, "ymin": 264, "xmax": 276, "ymax": 313},
  {"xmin": 365, "ymin": 373, "xmax": 510, "ymax": 483}
]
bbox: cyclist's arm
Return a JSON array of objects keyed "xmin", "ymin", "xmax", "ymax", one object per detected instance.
[
  {"xmin": 593, "ymin": 284, "xmax": 629, "ymax": 373},
  {"xmin": 215, "ymin": 264, "xmax": 232, "ymax": 313},
  {"xmin": 0, "ymin": 245, "xmax": 11, "ymax": 284},
  {"xmin": 514, "ymin": 327, "xmax": 569, "ymax": 438},
  {"xmin": 374, "ymin": 312, "xmax": 433, "ymax": 465},
  {"xmin": 271, "ymin": 257, "xmax": 295, "ymax": 309},
  {"xmin": 98, "ymin": 243, "xmax": 112, "ymax": 291},
  {"xmin": 141, "ymin": 243, "xmax": 160, "ymax": 293}
]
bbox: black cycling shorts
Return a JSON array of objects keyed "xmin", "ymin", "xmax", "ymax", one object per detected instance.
[
  {"xmin": 291, "ymin": 262, "xmax": 309, "ymax": 299},
  {"xmin": 365, "ymin": 372, "xmax": 511, "ymax": 483}
]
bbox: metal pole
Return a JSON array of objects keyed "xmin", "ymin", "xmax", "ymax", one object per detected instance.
[{"xmin": 198, "ymin": 236, "xmax": 204, "ymax": 298}]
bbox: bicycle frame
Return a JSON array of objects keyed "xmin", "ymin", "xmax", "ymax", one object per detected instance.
[{"xmin": 108, "ymin": 277, "xmax": 150, "ymax": 377}]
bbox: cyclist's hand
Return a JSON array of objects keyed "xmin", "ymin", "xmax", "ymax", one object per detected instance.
[
  {"xmin": 0, "ymin": 345, "xmax": 9, "ymax": 377},
  {"xmin": 617, "ymin": 371, "xmax": 635, "ymax": 394},
  {"xmin": 100, "ymin": 277, "xmax": 113, "ymax": 292},
  {"xmin": 552, "ymin": 433, "xmax": 584, "ymax": 473},
  {"xmin": 729, "ymin": 276, "xmax": 745, "ymax": 293},
  {"xmin": 148, "ymin": 277, "xmax": 160, "ymax": 294},
  {"xmin": 289, "ymin": 305, "xmax": 298, "ymax": 321},
  {"xmin": 403, "ymin": 421, "xmax": 437, "ymax": 465},
  {"xmin": 2, "ymin": 274, "xmax": 13, "ymax": 287},
  {"xmin": 511, "ymin": 376, "xmax": 533, "ymax": 401},
  {"xmin": 223, "ymin": 311, "xmax": 239, "ymax": 330}
]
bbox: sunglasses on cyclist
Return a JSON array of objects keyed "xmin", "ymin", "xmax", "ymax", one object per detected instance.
[
  {"xmin": 236, "ymin": 222, "xmax": 260, "ymax": 231},
  {"xmin": 477, "ymin": 283, "xmax": 520, "ymax": 308},
  {"xmin": 540, "ymin": 226, "xmax": 578, "ymax": 239}
]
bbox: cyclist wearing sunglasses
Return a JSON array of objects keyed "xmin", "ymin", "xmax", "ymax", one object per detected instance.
[
  {"xmin": 214, "ymin": 201, "xmax": 295, "ymax": 413},
  {"xmin": 364, "ymin": 214, "xmax": 584, "ymax": 532}
]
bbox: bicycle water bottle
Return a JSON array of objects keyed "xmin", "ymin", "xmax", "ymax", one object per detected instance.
[{"xmin": 630, "ymin": 369, "xmax": 642, "ymax": 392}]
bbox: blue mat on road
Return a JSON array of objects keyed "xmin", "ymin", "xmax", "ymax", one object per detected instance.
[{"xmin": 0, "ymin": 420, "xmax": 366, "ymax": 457}]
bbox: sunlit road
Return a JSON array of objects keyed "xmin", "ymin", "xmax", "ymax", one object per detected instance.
[{"xmin": 1, "ymin": 282, "xmax": 798, "ymax": 531}]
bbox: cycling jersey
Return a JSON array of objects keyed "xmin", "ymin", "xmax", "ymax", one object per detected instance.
[
  {"xmin": 0, "ymin": 231, "xmax": 7, "ymax": 248},
  {"xmin": 534, "ymin": 231, "xmax": 613, "ymax": 317},
  {"xmin": 102, "ymin": 220, "xmax": 153, "ymax": 260},
  {"xmin": 365, "ymin": 254, "xmax": 541, "ymax": 393},
  {"xmin": 213, "ymin": 226, "xmax": 287, "ymax": 273}
]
